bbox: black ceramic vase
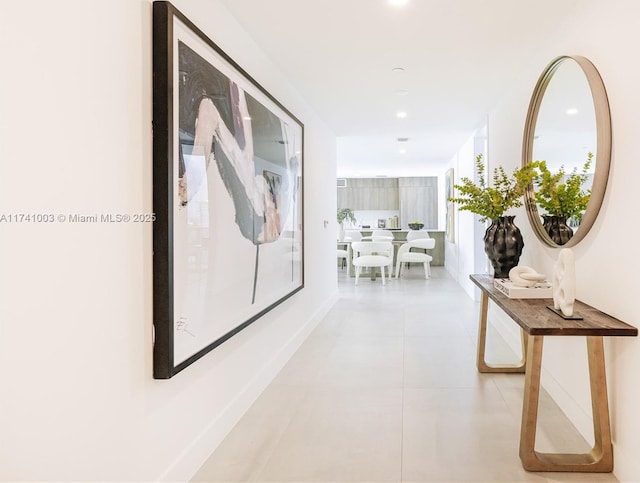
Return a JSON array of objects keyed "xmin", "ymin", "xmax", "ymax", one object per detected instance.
[
  {"xmin": 483, "ymin": 216, "xmax": 524, "ymax": 279},
  {"xmin": 542, "ymin": 215, "xmax": 574, "ymax": 245}
]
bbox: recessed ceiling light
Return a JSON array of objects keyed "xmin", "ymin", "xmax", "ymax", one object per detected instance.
[
  {"xmin": 396, "ymin": 111, "xmax": 407, "ymax": 119},
  {"xmin": 566, "ymin": 108, "xmax": 579, "ymax": 115},
  {"xmin": 399, "ymin": 149, "xmax": 407, "ymax": 154},
  {"xmin": 389, "ymin": 0, "xmax": 410, "ymax": 6},
  {"xmin": 393, "ymin": 89, "xmax": 409, "ymax": 96}
]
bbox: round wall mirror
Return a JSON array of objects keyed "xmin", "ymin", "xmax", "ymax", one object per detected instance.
[{"xmin": 522, "ymin": 55, "xmax": 611, "ymax": 247}]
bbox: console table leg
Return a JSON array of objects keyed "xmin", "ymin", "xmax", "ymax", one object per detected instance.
[
  {"xmin": 519, "ymin": 335, "xmax": 544, "ymax": 468},
  {"xmin": 519, "ymin": 335, "xmax": 613, "ymax": 472},
  {"xmin": 586, "ymin": 336, "xmax": 613, "ymax": 470},
  {"xmin": 476, "ymin": 291, "xmax": 526, "ymax": 373}
]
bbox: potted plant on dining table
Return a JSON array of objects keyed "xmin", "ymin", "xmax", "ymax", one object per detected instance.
[
  {"xmin": 448, "ymin": 154, "xmax": 537, "ymax": 278},
  {"xmin": 337, "ymin": 208, "xmax": 356, "ymax": 241}
]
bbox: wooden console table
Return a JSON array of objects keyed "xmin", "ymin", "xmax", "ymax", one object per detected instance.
[{"xmin": 470, "ymin": 274, "xmax": 637, "ymax": 473}]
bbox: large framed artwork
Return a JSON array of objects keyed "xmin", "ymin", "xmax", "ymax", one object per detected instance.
[{"xmin": 152, "ymin": 1, "xmax": 304, "ymax": 378}]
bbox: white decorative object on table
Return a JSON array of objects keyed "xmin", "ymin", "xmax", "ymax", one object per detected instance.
[
  {"xmin": 552, "ymin": 248, "xmax": 576, "ymax": 317},
  {"xmin": 509, "ymin": 266, "xmax": 547, "ymax": 287},
  {"xmin": 494, "ymin": 266, "xmax": 551, "ymax": 299},
  {"xmin": 494, "ymin": 278, "xmax": 552, "ymax": 299}
]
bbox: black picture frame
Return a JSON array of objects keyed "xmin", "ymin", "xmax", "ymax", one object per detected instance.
[{"xmin": 153, "ymin": 1, "xmax": 304, "ymax": 379}]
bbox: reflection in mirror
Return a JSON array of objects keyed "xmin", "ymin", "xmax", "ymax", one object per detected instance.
[
  {"xmin": 532, "ymin": 59, "xmax": 594, "ymax": 245},
  {"xmin": 522, "ymin": 56, "xmax": 611, "ymax": 248}
]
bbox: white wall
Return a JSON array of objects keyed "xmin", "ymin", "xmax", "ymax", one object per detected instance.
[
  {"xmin": 446, "ymin": 132, "xmax": 485, "ymax": 299},
  {"xmin": 483, "ymin": 1, "xmax": 640, "ymax": 480},
  {"xmin": 0, "ymin": 0, "xmax": 337, "ymax": 481}
]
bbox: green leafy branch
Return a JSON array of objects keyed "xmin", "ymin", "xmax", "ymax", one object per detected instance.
[
  {"xmin": 448, "ymin": 154, "xmax": 537, "ymax": 222},
  {"xmin": 533, "ymin": 153, "xmax": 592, "ymax": 220},
  {"xmin": 337, "ymin": 208, "xmax": 356, "ymax": 224}
]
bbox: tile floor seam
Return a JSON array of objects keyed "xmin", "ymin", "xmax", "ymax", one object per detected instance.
[
  {"xmin": 401, "ymin": 304, "xmax": 406, "ymax": 483},
  {"xmin": 248, "ymin": 386, "xmax": 318, "ymax": 482}
]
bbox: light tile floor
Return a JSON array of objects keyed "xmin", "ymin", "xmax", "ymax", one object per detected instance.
[{"xmin": 192, "ymin": 267, "xmax": 618, "ymax": 482}]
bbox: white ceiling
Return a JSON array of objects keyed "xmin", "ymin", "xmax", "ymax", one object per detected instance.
[{"xmin": 220, "ymin": 0, "xmax": 582, "ymax": 178}]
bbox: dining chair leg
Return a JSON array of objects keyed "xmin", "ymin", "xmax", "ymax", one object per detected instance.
[
  {"xmin": 423, "ymin": 262, "xmax": 429, "ymax": 279},
  {"xmin": 381, "ymin": 266, "xmax": 386, "ymax": 286},
  {"xmin": 355, "ymin": 266, "xmax": 360, "ymax": 285}
]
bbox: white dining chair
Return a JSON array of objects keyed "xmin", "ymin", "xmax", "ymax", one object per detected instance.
[
  {"xmin": 370, "ymin": 229, "xmax": 394, "ymax": 242},
  {"xmin": 395, "ymin": 238, "xmax": 436, "ymax": 279},
  {"xmin": 344, "ymin": 229, "xmax": 362, "ymax": 242},
  {"xmin": 406, "ymin": 230, "xmax": 429, "ymax": 241},
  {"xmin": 351, "ymin": 241, "xmax": 393, "ymax": 285}
]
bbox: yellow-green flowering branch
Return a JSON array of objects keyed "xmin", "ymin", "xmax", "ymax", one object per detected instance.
[{"xmin": 448, "ymin": 154, "xmax": 537, "ymax": 222}]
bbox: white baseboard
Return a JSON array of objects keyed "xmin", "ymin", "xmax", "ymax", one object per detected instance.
[
  {"xmin": 158, "ymin": 290, "xmax": 339, "ymax": 482},
  {"xmin": 488, "ymin": 304, "xmax": 523, "ymax": 352},
  {"xmin": 609, "ymin": 440, "xmax": 640, "ymax": 482},
  {"xmin": 489, "ymin": 304, "xmax": 594, "ymax": 445},
  {"xmin": 540, "ymin": 370, "xmax": 594, "ymax": 446}
]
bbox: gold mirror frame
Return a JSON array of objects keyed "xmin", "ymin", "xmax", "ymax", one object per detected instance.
[{"xmin": 522, "ymin": 55, "xmax": 611, "ymax": 248}]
